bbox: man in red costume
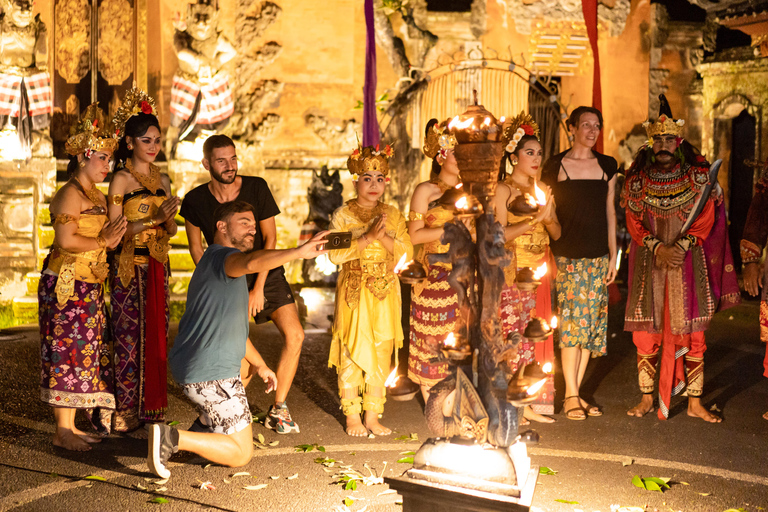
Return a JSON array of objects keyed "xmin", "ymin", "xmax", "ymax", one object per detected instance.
[
  {"xmin": 622, "ymin": 95, "xmax": 740, "ymax": 422},
  {"xmin": 740, "ymin": 158, "xmax": 768, "ymax": 421}
]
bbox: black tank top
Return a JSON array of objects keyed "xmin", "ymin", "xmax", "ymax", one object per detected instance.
[{"xmin": 544, "ymin": 150, "xmax": 617, "ymax": 259}]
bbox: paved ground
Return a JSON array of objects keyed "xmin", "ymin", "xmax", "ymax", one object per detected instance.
[{"xmin": 1, "ymin": 295, "xmax": 767, "ymax": 512}]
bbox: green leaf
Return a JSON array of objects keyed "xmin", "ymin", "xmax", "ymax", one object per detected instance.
[
  {"xmin": 631, "ymin": 475, "xmax": 644, "ymax": 489},
  {"xmin": 295, "ymin": 444, "xmax": 313, "ymax": 452},
  {"xmin": 317, "ymin": 445, "xmax": 326, "ymax": 452},
  {"xmin": 344, "ymin": 496, "xmax": 355, "ymax": 507},
  {"xmin": 539, "ymin": 467, "xmax": 557, "ymax": 475},
  {"xmin": 167, "ymin": 421, "xmax": 179, "ymax": 426},
  {"xmin": 49, "ymin": 473, "xmax": 58, "ymax": 478},
  {"xmin": 645, "ymin": 480, "xmax": 662, "ymax": 492},
  {"xmin": 345, "ymin": 479, "xmax": 358, "ymax": 491},
  {"xmin": 399, "ymin": 451, "xmax": 415, "ymax": 456},
  {"xmin": 645, "ymin": 477, "xmax": 670, "ymax": 489},
  {"xmin": 149, "ymin": 497, "xmax": 169, "ymax": 504},
  {"xmin": 252, "ymin": 411, "xmax": 268, "ymax": 423},
  {"xmin": 257, "ymin": 433, "xmax": 265, "ymax": 445},
  {"xmin": 396, "ymin": 457, "xmax": 414, "ymax": 464},
  {"xmin": 554, "ymin": 499, "xmax": 579, "ymax": 504},
  {"xmin": 84, "ymin": 475, "xmax": 106, "ymax": 481}
]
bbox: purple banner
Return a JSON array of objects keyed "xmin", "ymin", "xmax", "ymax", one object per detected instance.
[{"xmin": 363, "ymin": 0, "xmax": 380, "ymax": 146}]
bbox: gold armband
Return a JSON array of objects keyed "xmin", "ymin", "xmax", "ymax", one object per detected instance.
[
  {"xmin": 108, "ymin": 194, "xmax": 123, "ymax": 205},
  {"xmin": 408, "ymin": 211, "xmax": 424, "ymax": 221},
  {"xmin": 96, "ymin": 236, "xmax": 107, "ymax": 249},
  {"xmin": 143, "ymin": 218, "xmax": 158, "ymax": 229}
]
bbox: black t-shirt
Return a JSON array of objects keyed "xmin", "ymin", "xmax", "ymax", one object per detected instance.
[
  {"xmin": 542, "ymin": 150, "xmax": 618, "ymax": 259},
  {"xmin": 180, "ymin": 176, "xmax": 284, "ymax": 285}
]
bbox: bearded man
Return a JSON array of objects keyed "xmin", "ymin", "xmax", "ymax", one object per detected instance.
[{"xmin": 621, "ymin": 95, "xmax": 740, "ymax": 422}]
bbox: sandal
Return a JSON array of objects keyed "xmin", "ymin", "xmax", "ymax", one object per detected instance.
[
  {"xmin": 581, "ymin": 399, "xmax": 603, "ymax": 417},
  {"xmin": 563, "ymin": 396, "xmax": 586, "ymax": 421}
]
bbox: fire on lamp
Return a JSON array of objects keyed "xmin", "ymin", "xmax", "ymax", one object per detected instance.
[
  {"xmin": 532, "ymin": 180, "xmax": 547, "ymax": 206},
  {"xmin": 523, "ymin": 316, "xmax": 554, "ymax": 342},
  {"xmin": 395, "ymin": 253, "xmax": 426, "ymax": 285},
  {"xmin": 438, "ymin": 183, "xmax": 467, "ymax": 209},
  {"xmin": 515, "ymin": 262, "xmax": 547, "ymax": 291},
  {"xmin": 455, "ymin": 194, "xmax": 484, "ymax": 217},
  {"xmin": 441, "ymin": 332, "xmax": 472, "ymax": 360},
  {"xmin": 507, "ymin": 180, "xmax": 546, "ymax": 216},
  {"xmin": 384, "ymin": 366, "xmax": 400, "ymax": 388}
]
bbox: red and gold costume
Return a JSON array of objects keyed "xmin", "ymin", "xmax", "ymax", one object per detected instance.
[
  {"xmin": 623, "ymin": 108, "xmax": 739, "ymax": 419},
  {"xmin": 740, "ymin": 162, "xmax": 768, "ymax": 379}
]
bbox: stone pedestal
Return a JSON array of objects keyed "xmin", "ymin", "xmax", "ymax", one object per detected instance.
[{"xmin": 384, "ymin": 468, "xmax": 537, "ymax": 512}]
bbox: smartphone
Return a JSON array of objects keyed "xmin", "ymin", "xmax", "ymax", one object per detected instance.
[{"xmin": 324, "ymin": 231, "xmax": 352, "ymax": 250}]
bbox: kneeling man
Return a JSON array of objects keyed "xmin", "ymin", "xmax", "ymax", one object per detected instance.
[{"xmin": 147, "ymin": 201, "xmax": 327, "ymax": 478}]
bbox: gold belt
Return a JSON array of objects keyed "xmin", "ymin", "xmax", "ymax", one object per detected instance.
[
  {"xmin": 48, "ymin": 247, "xmax": 108, "ymax": 306},
  {"xmin": 343, "ymin": 260, "xmax": 396, "ymax": 309}
]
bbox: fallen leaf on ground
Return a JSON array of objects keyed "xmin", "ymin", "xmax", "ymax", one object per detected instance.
[
  {"xmin": 223, "ymin": 479, "xmax": 231, "ymax": 484},
  {"xmin": 257, "ymin": 434, "xmax": 265, "ymax": 445},
  {"xmin": 155, "ymin": 487, "xmax": 167, "ymax": 492},
  {"xmin": 396, "ymin": 456, "xmax": 414, "ymax": 464},
  {"xmin": 377, "ymin": 489, "xmax": 397, "ymax": 496},
  {"xmin": 134, "ymin": 483, "xmax": 147, "ymax": 491},
  {"xmin": 153, "ymin": 478, "xmax": 169, "ymax": 485},
  {"xmin": 698, "ymin": 492, "xmax": 712, "ymax": 496},
  {"xmin": 167, "ymin": 421, "xmax": 179, "ymax": 426},
  {"xmin": 198, "ymin": 481, "xmax": 215, "ymax": 490},
  {"xmin": 268, "ymin": 441, "xmax": 279, "ymax": 446},
  {"xmin": 231, "ymin": 472, "xmax": 250, "ymax": 478},
  {"xmin": 84, "ymin": 475, "xmax": 106, "ymax": 481},
  {"xmin": 149, "ymin": 497, "xmax": 169, "ymax": 504},
  {"xmin": 539, "ymin": 467, "xmax": 557, "ymax": 475},
  {"xmin": 203, "ymin": 464, "xmax": 211, "ymax": 470},
  {"xmin": 554, "ymin": 499, "xmax": 579, "ymax": 504},
  {"xmin": 622, "ymin": 457, "xmax": 634, "ymax": 467},
  {"xmin": 243, "ymin": 484, "xmax": 268, "ymax": 490},
  {"xmin": 287, "ymin": 473, "xmax": 299, "ymax": 480},
  {"xmin": 270, "ymin": 476, "xmax": 280, "ymax": 479}
]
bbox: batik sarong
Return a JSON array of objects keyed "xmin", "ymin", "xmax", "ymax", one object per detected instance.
[
  {"xmin": 408, "ymin": 265, "xmax": 458, "ymax": 387},
  {"xmin": 0, "ymin": 71, "xmax": 53, "ymax": 118},
  {"xmin": 170, "ymin": 73, "xmax": 234, "ymax": 125},
  {"xmin": 554, "ymin": 255, "xmax": 609, "ymax": 355},
  {"xmin": 499, "ymin": 275, "xmax": 555, "ymax": 415},
  {"xmin": 110, "ymin": 261, "xmax": 170, "ymax": 432},
  {"xmin": 39, "ymin": 273, "xmax": 115, "ymax": 432}
]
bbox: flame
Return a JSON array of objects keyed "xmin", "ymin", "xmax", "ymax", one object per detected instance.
[
  {"xmin": 542, "ymin": 362, "xmax": 553, "ymax": 374},
  {"xmin": 550, "ymin": 316, "xmax": 558, "ymax": 329},
  {"xmin": 456, "ymin": 183, "xmax": 463, "ymax": 189},
  {"xmin": 616, "ymin": 248, "xmax": 622, "ymax": 271},
  {"xmin": 448, "ymin": 116, "xmax": 460, "ymax": 130},
  {"xmin": 444, "ymin": 332, "xmax": 456, "ymax": 348},
  {"xmin": 394, "ymin": 253, "xmax": 409, "ymax": 274},
  {"xmin": 385, "ymin": 367, "xmax": 400, "ymax": 388},
  {"xmin": 499, "ymin": 116, "xmax": 506, "ymax": 123},
  {"xmin": 455, "ymin": 196, "xmax": 469, "ymax": 210},
  {"xmin": 533, "ymin": 263, "xmax": 547, "ymax": 280},
  {"xmin": 527, "ymin": 377, "xmax": 547, "ymax": 396},
  {"xmin": 525, "ymin": 193, "xmax": 536, "ymax": 207},
  {"xmin": 533, "ymin": 180, "xmax": 547, "ymax": 206},
  {"xmin": 482, "ymin": 117, "xmax": 491, "ymax": 126}
]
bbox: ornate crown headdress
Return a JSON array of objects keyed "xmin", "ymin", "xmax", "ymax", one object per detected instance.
[
  {"xmin": 65, "ymin": 103, "xmax": 119, "ymax": 156},
  {"xmin": 347, "ymin": 143, "xmax": 393, "ymax": 181},
  {"xmin": 643, "ymin": 94, "xmax": 684, "ymax": 138},
  {"xmin": 422, "ymin": 119, "xmax": 457, "ymax": 160},
  {"xmin": 112, "ymin": 83, "xmax": 158, "ymax": 137},
  {"xmin": 502, "ymin": 111, "xmax": 540, "ymax": 154}
]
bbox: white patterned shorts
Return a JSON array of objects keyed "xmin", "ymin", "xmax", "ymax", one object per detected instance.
[{"xmin": 181, "ymin": 376, "xmax": 251, "ymax": 435}]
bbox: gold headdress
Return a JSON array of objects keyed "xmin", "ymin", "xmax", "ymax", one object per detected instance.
[
  {"xmin": 112, "ymin": 83, "xmax": 158, "ymax": 137},
  {"xmin": 65, "ymin": 103, "xmax": 119, "ymax": 156},
  {"xmin": 422, "ymin": 119, "xmax": 457, "ymax": 159},
  {"xmin": 502, "ymin": 111, "xmax": 540, "ymax": 154},
  {"xmin": 347, "ymin": 143, "xmax": 393, "ymax": 180},
  {"xmin": 643, "ymin": 94, "xmax": 684, "ymax": 138}
]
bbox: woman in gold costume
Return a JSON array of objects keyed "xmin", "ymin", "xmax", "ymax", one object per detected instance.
[
  {"xmin": 328, "ymin": 144, "xmax": 412, "ymax": 436},
  {"xmin": 407, "ymin": 119, "xmax": 462, "ymax": 402},
  {"xmin": 39, "ymin": 104, "xmax": 127, "ymax": 450},
  {"xmin": 108, "ymin": 87, "xmax": 180, "ymax": 433},
  {"xmin": 495, "ymin": 113, "xmax": 560, "ymax": 422}
]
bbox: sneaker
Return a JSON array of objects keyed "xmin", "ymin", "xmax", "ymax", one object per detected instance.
[
  {"xmin": 264, "ymin": 403, "xmax": 300, "ymax": 434},
  {"xmin": 148, "ymin": 424, "xmax": 179, "ymax": 478}
]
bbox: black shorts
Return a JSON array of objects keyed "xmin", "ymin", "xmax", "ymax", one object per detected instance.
[{"xmin": 250, "ymin": 267, "xmax": 295, "ymax": 324}]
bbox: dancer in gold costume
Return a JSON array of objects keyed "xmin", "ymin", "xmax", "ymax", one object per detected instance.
[
  {"xmin": 39, "ymin": 104, "xmax": 126, "ymax": 450},
  {"xmin": 108, "ymin": 86, "xmax": 180, "ymax": 432},
  {"xmin": 328, "ymin": 144, "xmax": 412, "ymax": 436},
  {"xmin": 407, "ymin": 120, "xmax": 461, "ymax": 402}
]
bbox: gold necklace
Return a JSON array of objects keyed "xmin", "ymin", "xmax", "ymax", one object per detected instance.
[
  {"xmin": 73, "ymin": 177, "xmax": 103, "ymax": 206},
  {"xmin": 348, "ymin": 199, "xmax": 387, "ymax": 223},
  {"xmin": 431, "ymin": 176, "xmax": 456, "ymax": 193},
  {"xmin": 125, "ymin": 159, "xmax": 161, "ymax": 192}
]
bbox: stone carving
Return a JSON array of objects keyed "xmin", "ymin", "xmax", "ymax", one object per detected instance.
[
  {"xmin": 222, "ymin": 0, "xmax": 283, "ymax": 150},
  {"xmin": 501, "ymin": 0, "xmax": 631, "ymax": 37},
  {"xmin": 0, "ymin": 0, "xmax": 52, "ymax": 157},
  {"xmin": 167, "ymin": 0, "xmax": 237, "ymax": 158},
  {"xmin": 98, "ymin": 0, "xmax": 133, "ymax": 85},
  {"xmin": 54, "ymin": 0, "xmax": 90, "ymax": 84},
  {"xmin": 304, "ymin": 113, "xmax": 361, "ymax": 155},
  {"xmin": 301, "ymin": 165, "xmax": 343, "ymax": 285}
]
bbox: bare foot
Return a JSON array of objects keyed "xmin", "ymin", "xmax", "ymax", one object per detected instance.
[
  {"xmin": 52, "ymin": 429, "xmax": 92, "ymax": 451},
  {"xmin": 72, "ymin": 427, "xmax": 102, "ymax": 444},
  {"xmin": 524, "ymin": 406, "xmax": 556, "ymax": 424},
  {"xmin": 687, "ymin": 398, "xmax": 722, "ymax": 423},
  {"xmin": 364, "ymin": 412, "xmax": 392, "ymax": 436},
  {"xmin": 345, "ymin": 414, "xmax": 369, "ymax": 437},
  {"xmin": 519, "ymin": 416, "xmax": 530, "ymax": 426},
  {"xmin": 627, "ymin": 394, "xmax": 654, "ymax": 417},
  {"xmin": 579, "ymin": 398, "xmax": 602, "ymax": 417},
  {"xmin": 763, "ymin": 411, "xmax": 768, "ymax": 421}
]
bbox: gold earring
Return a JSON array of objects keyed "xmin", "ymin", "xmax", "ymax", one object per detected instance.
[
  {"xmin": 127, "ymin": 143, "xmax": 133, "ymax": 150},
  {"xmin": 79, "ymin": 160, "xmax": 86, "ymax": 168},
  {"xmin": 511, "ymin": 159, "xmax": 518, "ymax": 166}
]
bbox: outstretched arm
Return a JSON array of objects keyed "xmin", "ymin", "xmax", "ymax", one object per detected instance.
[{"xmin": 225, "ymin": 231, "xmax": 328, "ymax": 279}]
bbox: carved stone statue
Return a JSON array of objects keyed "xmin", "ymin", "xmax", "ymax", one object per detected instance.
[
  {"xmin": 301, "ymin": 165, "xmax": 343, "ymax": 286},
  {"xmin": 0, "ymin": 0, "xmax": 52, "ymax": 157},
  {"xmin": 167, "ymin": 0, "xmax": 236, "ymax": 158}
]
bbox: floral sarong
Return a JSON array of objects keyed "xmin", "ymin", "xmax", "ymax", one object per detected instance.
[
  {"xmin": 39, "ymin": 273, "xmax": 115, "ymax": 432},
  {"xmin": 554, "ymin": 255, "xmax": 609, "ymax": 356}
]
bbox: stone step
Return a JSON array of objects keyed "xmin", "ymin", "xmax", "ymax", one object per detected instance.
[
  {"xmin": 37, "ymin": 224, "xmax": 189, "ymax": 250},
  {"xmin": 24, "ymin": 270, "xmax": 195, "ymax": 297}
]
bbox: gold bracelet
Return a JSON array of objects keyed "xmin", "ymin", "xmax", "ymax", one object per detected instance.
[
  {"xmin": 143, "ymin": 218, "xmax": 157, "ymax": 229},
  {"xmin": 527, "ymin": 217, "xmax": 537, "ymax": 226},
  {"xmin": 408, "ymin": 211, "xmax": 424, "ymax": 222},
  {"xmin": 96, "ymin": 236, "xmax": 107, "ymax": 249}
]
